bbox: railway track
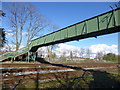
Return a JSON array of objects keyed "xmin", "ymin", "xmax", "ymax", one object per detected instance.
[{"xmin": 1, "ymin": 63, "xmax": 118, "ymax": 85}]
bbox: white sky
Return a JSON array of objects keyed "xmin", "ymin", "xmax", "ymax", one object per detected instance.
[{"xmin": 36, "ymin": 43, "xmax": 118, "ymax": 58}]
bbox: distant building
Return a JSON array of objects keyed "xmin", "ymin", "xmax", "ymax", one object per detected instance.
[{"xmin": 0, "ymin": 52, "xmax": 3, "ymax": 55}]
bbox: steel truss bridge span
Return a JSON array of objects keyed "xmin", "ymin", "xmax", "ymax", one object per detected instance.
[{"xmin": 0, "ymin": 8, "xmax": 120, "ymax": 62}]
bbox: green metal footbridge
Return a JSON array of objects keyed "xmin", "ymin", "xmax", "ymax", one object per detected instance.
[{"xmin": 0, "ymin": 8, "xmax": 120, "ymax": 62}]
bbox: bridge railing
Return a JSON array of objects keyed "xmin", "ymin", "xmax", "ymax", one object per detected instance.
[{"xmin": 0, "ymin": 46, "xmax": 29, "ymax": 61}]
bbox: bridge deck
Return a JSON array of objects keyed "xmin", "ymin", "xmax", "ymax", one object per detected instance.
[{"xmin": 29, "ymin": 8, "xmax": 120, "ymax": 52}]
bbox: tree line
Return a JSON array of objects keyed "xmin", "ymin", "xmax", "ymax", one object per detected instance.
[
  {"xmin": 38, "ymin": 46, "xmax": 119, "ymax": 62},
  {"xmin": 0, "ymin": 10, "xmax": 6, "ymax": 48}
]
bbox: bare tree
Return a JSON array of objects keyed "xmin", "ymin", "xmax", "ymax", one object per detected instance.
[
  {"xmin": 0, "ymin": 10, "xmax": 6, "ymax": 49},
  {"xmin": 1, "ymin": 43, "xmax": 16, "ymax": 52},
  {"xmin": 69, "ymin": 51, "xmax": 73, "ymax": 60},
  {"xmin": 110, "ymin": 1, "xmax": 120, "ymax": 10},
  {"xmin": 5, "ymin": 3, "xmax": 55, "ymax": 51},
  {"xmin": 59, "ymin": 50, "xmax": 67, "ymax": 61},
  {"xmin": 47, "ymin": 46, "xmax": 52, "ymax": 61},
  {"xmin": 86, "ymin": 48, "xmax": 92, "ymax": 59},
  {"xmin": 52, "ymin": 70, "xmax": 92, "ymax": 88},
  {"xmin": 79, "ymin": 48, "xmax": 85, "ymax": 58},
  {"xmin": 72, "ymin": 50, "xmax": 78, "ymax": 58},
  {"xmin": 47, "ymin": 45, "xmax": 58, "ymax": 61},
  {"xmin": 96, "ymin": 51, "xmax": 104, "ymax": 60}
]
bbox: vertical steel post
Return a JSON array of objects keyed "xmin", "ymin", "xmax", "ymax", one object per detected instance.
[
  {"xmin": 34, "ymin": 53, "xmax": 36, "ymax": 63},
  {"xmin": 11, "ymin": 57, "xmax": 13, "ymax": 63},
  {"xmin": 28, "ymin": 51, "xmax": 30, "ymax": 63},
  {"xmin": 35, "ymin": 52, "xmax": 38, "ymax": 63},
  {"xmin": 14, "ymin": 57, "xmax": 15, "ymax": 61},
  {"xmin": 33, "ymin": 52, "xmax": 37, "ymax": 63},
  {"xmin": 25, "ymin": 54, "xmax": 27, "ymax": 62},
  {"xmin": 32, "ymin": 52, "xmax": 35, "ymax": 63}
]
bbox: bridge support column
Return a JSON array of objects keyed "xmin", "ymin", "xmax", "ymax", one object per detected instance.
[
  {"xmin": 35, "ymin": 52, "xmax": 38, "ymax": 63},
  {"xmin": 33, "ymin": 55, "xmax": 36, "ymax": 63},
  {"xmin": 33, "ymin": 52, "xmax": 37, "ymax": 63},
  {"xmin": 11, "ymin": 58, "xmax": 13, "ymax": 63},
  {"xmin": 31, "ymin": 53, "xmax": 35, "ymax": 63},
  {"xmin": 14, "ymin": 57, "xmax": 15, "ymax": 61},
  {"xmin": 27, "ymin": 51, "xmax": 30, "ymax": 63}
]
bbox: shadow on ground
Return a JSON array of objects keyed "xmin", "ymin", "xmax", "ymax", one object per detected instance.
[{"xmin": 36, "ymin": 57, "xmax": 120, "ymax": 88}]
